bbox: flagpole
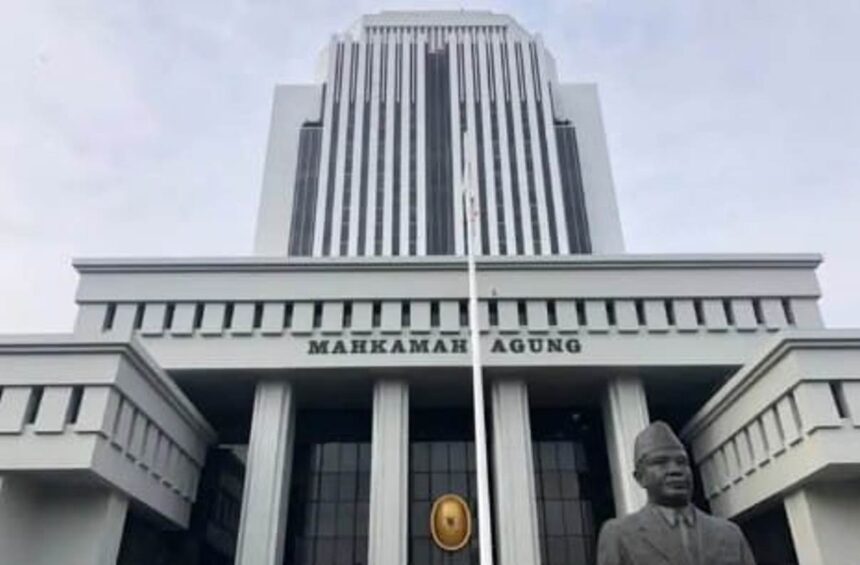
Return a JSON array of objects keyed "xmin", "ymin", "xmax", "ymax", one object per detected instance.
[{"xmin": 462, "ymin": 139, "xmax": 495, "ymax": 565}]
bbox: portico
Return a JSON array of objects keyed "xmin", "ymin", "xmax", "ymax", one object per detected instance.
[{"xmin": 39, "ymin": 253, "xmax": 828, "ymax": 563}]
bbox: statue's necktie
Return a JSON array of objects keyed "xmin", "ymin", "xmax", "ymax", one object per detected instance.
[{"xmin": 676, "ymin": 511, "xmax": 698, "ymax": 564}]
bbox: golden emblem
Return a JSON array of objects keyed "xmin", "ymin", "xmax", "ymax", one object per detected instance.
[{"xmin": 430, "ymin": 494, "xmax": 472, "ymax": 551}]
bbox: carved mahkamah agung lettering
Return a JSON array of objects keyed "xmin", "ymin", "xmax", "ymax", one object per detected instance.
[
  {"xmin": 489, "ymin": 337, "xmax": 581, "ymax": 354},
  {"xmin": 306, "ymin": 337, "xmax": 468, "ymax": 355},
  {"xmin": 306, "ymin": 337, "xmax": 582, "ymax": 355}
]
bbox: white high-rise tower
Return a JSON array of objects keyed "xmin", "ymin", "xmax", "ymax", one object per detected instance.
[{"xmin": 254, "ymin": 11, "xmax": 624, "ymax": 259}]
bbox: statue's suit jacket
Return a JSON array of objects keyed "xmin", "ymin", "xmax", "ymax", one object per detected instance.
[{"xmin": 597, "ymin": 505, "xmax": 756, "ymax": 565}]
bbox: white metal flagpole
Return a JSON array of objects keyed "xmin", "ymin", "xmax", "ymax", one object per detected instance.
[{"xmin": 462, "ymin": 137, "xmax": 495, "ymax": 565}]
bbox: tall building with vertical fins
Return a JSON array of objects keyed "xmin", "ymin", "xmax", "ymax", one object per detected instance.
[
  {"xmin": 1, "ymin": 10, "xmax": 859, "ymax": 565},
  {"xmin": 257, "ymin": 11, "xmax": 623, "ymax": 259}
]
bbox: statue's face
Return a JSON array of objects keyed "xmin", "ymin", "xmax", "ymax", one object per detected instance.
[{"xmin": 634, "ymin": 447, "xmax": 693, "ymax": 507}]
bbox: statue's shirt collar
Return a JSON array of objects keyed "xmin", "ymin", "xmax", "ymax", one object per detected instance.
[{"xmin": 651, "ymin": 503, "xmax": 696, "ymax": 528}]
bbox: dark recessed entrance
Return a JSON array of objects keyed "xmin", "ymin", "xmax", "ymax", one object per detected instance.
[
  {"xmin": 410, "ymin": 408, "xmax": 480, "ymax": 565},
  {"xmin": 283, "ymin": 410, "xmax": 372, "ymax": 565},
  {"xmin": 531, "ymin": 408, "xmax": 614, "ymax": 565}
]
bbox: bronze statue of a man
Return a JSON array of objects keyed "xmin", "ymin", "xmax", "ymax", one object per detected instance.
[{"xmin": 596, "ymin": 421, "xmax": 756, "ymax": 565}]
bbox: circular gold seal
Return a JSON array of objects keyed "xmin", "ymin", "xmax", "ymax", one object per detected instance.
[{"xmin": 430, "ymin": 494, "xmax": 472, "ymax": 551}]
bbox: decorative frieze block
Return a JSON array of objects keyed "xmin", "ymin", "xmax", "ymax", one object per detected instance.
[
  {"xmin": 683, "ymin": 331, "xmax": 860, "ymax": 519},
  {"xmin": 0, "ymin": 336, "xmax": 216, "ymax": 527},
  {"xmin": 70, "ymin": 256, "xmax": 824, "ymax": 370}
]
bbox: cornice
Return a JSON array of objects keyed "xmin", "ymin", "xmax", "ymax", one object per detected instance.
[
  {"xmin": 73, "ymin": 253, "xmax": 823, "ymax": 275},
  {"xmin": 681, "ymin": 329, "xmax": 860, "ymax": 439},
  {"xmin": 0, "ymin": 334, "xmax": 216, "ymax": 441}
]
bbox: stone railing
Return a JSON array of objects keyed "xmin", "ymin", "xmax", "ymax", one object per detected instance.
[
  {"xmin": 682, "ymin": 331, "xmax": 860, "ymax": 518},
  {"xmin": 0, "ymin": 336, "xmax": 216, "ymax": 527}
]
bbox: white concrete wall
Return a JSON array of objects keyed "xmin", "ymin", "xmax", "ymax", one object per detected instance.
[
  {"xmin": 254, "ymin": 85, "xmax": 322, "ymax": 255},
  {"xmin": 555, "ymin": 84, "xmax": 625, "ymax": 254},
  {"xmin": 0, "ymin": 476, "xmax": 128, "ymax": 565}
]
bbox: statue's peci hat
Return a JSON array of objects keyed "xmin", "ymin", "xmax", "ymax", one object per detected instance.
[{"xmin": 634, "ymin": 421, "xmax": 685, "ymax": 466}]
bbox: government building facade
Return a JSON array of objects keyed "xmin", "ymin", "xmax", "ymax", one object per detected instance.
[{"xmin": 2, "ymin": 11, "xmax": 859, "ymax": 565}]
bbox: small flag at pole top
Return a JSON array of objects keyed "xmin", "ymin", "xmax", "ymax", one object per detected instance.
[{"xmin": 462, "ymin": 138, "xmax": 479, "ymax": 225}]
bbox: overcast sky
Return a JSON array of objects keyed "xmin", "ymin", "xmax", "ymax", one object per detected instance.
[{"xmin": 1, "ymin": 0, "xmax": 858, "ymax": 333}]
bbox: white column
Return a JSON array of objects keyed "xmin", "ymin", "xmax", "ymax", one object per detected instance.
[
  {"xmin": 91, "ymin": 491, "xmax": 128, "ymax": 565},
  {"xmin": 521, "ymin": 41, "xmax": 551, "ymax": 254},
  {"xmin": 329, "ymin": 40, "xmax": 355, "ymax": 256},
  {"xmin": 506, "ymin": 38, "xmax": 534, "ymax": 255},
  {"xmin": 477, "ymin": 30, "xmax": 499, "ymax": 256},
  {"xmin": 364, "ymin": 33, "xmax": 383, "ymax": 256},
  {"xmin": 398, "ymin": 30, "xmax": 411, "ymax": 256},
  {"xmin": 415, "ymin": 30, "xmax": 427, "ymax": 256},
  {"xmin": 312, "ymin": 39, "xmax": 340, "ymax": 257},
  {"xmin": 346, "ymin": 38, "xmax": 368, "ymax": 257},
  {"xmin": 0, "ymin": 477, "xmax": 128, "ymax": 565},
  {"xmin": 534, "ymin": 38, "xmax": 569, "ymax": 254},
  {"xmin": 381, "ymin": 31, "xmax": 397, "ymax": 256},
  {"xmin": 491, "ymin": 380, "xmax": 542, "ymax": 565},
  {"xmin": 602, "ymin": 375, "xmax": 650, "ymax": 516},
  {"xmin": 367, "ymin": 380, "xmax": 409, "ymax": 565},
  {"xmin": 235, "ymin": 381, "xmax": 296, "ymax": 565},
  {"xmin": 449, "ymin": 29, "xmax": 465, "ymax": 256},
  {"xmin": 785, "ymin": 482, "xmax": 860, "ymax": 565},
  {"xmin": 491, "ymin": 31, "xmax": 516, "ymax": 255},
  {"xmin": 462, "ymin": 31, "xmax": 482, "ymax": 255}
]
